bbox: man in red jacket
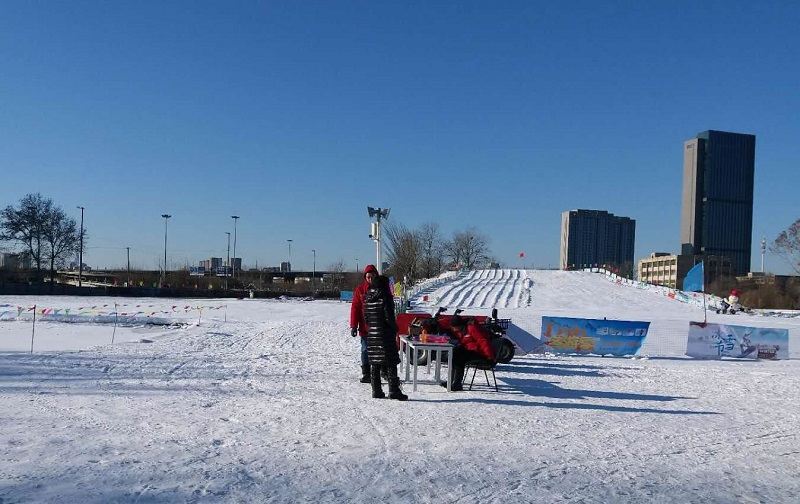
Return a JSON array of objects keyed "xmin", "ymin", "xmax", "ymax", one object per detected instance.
[
  {"xmin": 446, "ymin": 315, "xmax": 495, "ymax": 391},
  {"xmin": 350, "ymin": 264, "xmax": 381, "ymax": 383}
]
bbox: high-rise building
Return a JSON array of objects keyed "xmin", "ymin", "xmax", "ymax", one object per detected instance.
[
  {"xmin": 560, "ymin": 209, "xmax": 636, "ymax": 275},
  {"xmin": 680, "ymin": 130, "xmax": 756, "ymax": 275}
]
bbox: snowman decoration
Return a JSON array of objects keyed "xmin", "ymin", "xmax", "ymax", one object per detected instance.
[{"xmin": 717, "ymin": 288, "xmax": 743, "ymax": 314}]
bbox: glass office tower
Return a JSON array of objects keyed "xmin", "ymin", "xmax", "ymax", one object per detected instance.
[{"xmin": 680, "ymin": 130, "xmax": 756, "ymax": 275}]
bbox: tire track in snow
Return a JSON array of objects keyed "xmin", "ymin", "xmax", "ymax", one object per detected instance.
[
  {"xmin": 462, "ymin": 269, "xmax": 495, "ymax": 307},
  {"xmin": 477, "ymin": 269, "xmax": 507, "ymax": 308},
  {"xmin": 503, "ymin": 269, "xmax": 521, "ymax": 308},
  {"xmin": 438, "ymin": 270, "xmax": 482, "ymax": 307},
  {"xmin": 432, "ymin": 271, "xmax": 473, "ymax": 307},
  {"xmin": 460, "ymin": 269, "xmax": 493, "ymax": 305},
  {"xmin": 462, "ymin": 271, "xmax": 494, "ymax": 307},
  {"xmin": 475, "ymin": 268, "xmax": 503, "ymax": 307}
]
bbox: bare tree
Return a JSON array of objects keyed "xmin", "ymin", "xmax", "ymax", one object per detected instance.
[
  {"xmin": 771, "ymin": 218, "xmax": 800, "ymax": 274},
  {"xmin": 328, "ymin": 259, "xmax": 346, "ymax": 290},
  {"xmin": 416, "ymin": 222, "xmax": 445, "ymax": 278},
  {"xmin": 1, "ymin": 193, "xmax": 53, "ymax": 279},
  {"xmin": 445, "ymin": 228, "xmax": 491, "ymax": 270},
  {"xmin": 384, "ymin": 222, "xmax": 421, "ymax": 282},
  {"xmin": 42, "ymin": 206, "xmax": 81, "ymax": 283}
]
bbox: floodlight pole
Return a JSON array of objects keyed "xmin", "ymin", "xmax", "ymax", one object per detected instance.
[
  {"xmin": 126, "ymin": 247, "xmax": 131, "ymax": 287},
  {"xmin": 231, "ymin": 215, "xmax": 239, "ymax": 279},
  {"xmin": 368, "ymin": 207, "xmax": 390, "ymax": 275},
  {"xmin": 312, "ymin": 249, "xmax": 316, "ymax": 290},
  {"xmin": 225, "ymin": 232, "xmax": 231, "ymax": 290},
  {"xmin": 761, "ymin": 236, "xmax": 766, "ymax": 273},
  {"xmin": 76, "ymin": 206, "xmax": 84, "ymax": 287},
  {"xmin": 287, "ymin": 239, "xmax": 292, "ymax": 272},
  {"xmin": 161, "ymin": 214, "xmax": 171, "ymax": 287}
]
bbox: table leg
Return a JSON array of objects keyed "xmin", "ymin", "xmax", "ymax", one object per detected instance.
[
  {"xmin": 447, "ymin": 349, "xmax": 453, "ymax": 392},
  {"xmin": 413, "ymin": 352, "xmax": 418, "ymax": 392},
  {"xmin": 404, "ymin": 342, "xmax": 410, "ymax": 382},
  {"xmin": 434, "ymin": 349, "xmax": 441, "ymax": 383}
]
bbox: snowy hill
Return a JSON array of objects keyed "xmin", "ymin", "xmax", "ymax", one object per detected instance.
[
  {"xmin": 411, "ymin": 269, "xmax": 800, "ymax": 358},
  {"xmin": 0, "ymin": 278, "xmax": 798, "ymax": 502}
]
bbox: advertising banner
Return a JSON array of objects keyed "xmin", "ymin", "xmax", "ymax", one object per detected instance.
[
  {"xmin": 340, "ymin": 290, "xmax": 354, "ymax": 302},
  {"xmin": 541, "ymin": 317, "xmax": 649, "ymax": 356},
  {"xmin": 686, "ymin": 322, "xmax": 789, "ymax": 360}
]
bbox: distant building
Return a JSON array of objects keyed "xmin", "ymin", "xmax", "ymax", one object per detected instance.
[
  {"xmin": 231, "ymin": 258, "xmax": 242, "ymax": 272},
  {"xmin": 199, "ymin": 258, "xmax": 223, "ymax": 272},
  {"xmin": 736, "ymin": 272, "xmax": 799, "ymax": 289},
  {"xmin": 680, "ymin": 130, "xmax": 756, "ymax": 275},
  {"xmin": 638, "ymin": 252, "xmax": 733, "ymax": 289},
  {"xmin": 560, "ymin": 209, "xmax": 636, "ymax": 276},
  {"xmin": 280, "ymin": 261, "xmax": 291, "ymax": 273},
  {"xmin": 0, "ymin": 252, "xmax": 25, "ymax": 270}
]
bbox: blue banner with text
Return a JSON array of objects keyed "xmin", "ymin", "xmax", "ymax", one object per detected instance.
[{"xmin": 541, "ymin": 316, "xmax": 649, "ymax": 356}]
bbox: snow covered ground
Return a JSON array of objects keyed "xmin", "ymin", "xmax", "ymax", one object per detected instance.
[{"xmin": 1, "ymin": 272, "xmax": 799, "ymax": 503}]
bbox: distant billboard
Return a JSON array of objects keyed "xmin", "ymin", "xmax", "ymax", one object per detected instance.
[
  {"xmin": 541, "ymin": 316, "xmax": 649, "ymax": 356},
  {"xmin": 686, "ymin": 322, "xmax": 789, "ymax": 360}
]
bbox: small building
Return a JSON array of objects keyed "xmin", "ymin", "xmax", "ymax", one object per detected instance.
[
  {"xmin": 0, "ymin": 252, "xmax": 30, "ymax": 270},
  {"xmin": 638, "ymin": 252, "xmax": 733, "ymax": 289}
]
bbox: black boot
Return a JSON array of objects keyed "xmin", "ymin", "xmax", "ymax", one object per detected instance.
[
  {"xmin": 450, "ymin": 364, "xmax": 465, "ymax": 391},
  {"xmin": 371, "ymin": 365, "xmax": 385, "ymax": 399},
  {"xmin": 360, "ymin": 364, "xmax": 371, "ymax": 384},
  {"xmin": 387, "ymin": 366, "xmax": 408, "ymax": 401}
]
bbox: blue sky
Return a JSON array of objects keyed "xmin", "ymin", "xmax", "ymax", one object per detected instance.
[{"xmin": 1, "ymin": 1, "xmax": 798, "ymax": 273}]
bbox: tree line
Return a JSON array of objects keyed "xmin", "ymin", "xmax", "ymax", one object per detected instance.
[
  {"xmin": 383, "ymin": 221, "xmax": 494, "ymax": 284},
  {"xmin": 1, "ymin": 193, "xmax": 85, "ymax": 283}
]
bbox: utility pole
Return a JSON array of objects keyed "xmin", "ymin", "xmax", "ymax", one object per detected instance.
[
  {"xmin": 76, "ymin": 206, "xmax": 84, "ymax": 287},
  {"xmin": 355, "ymin": 258, "xmax": 359, "ymax": 273},
  {"xmin": 126, "ymin": 247, "xmax": 131, "ymax": 287},
  {"xmin": 367, "ymin": 207, "xmax": 390, "ymax": 274},
  {"xmin": 761, "ymin": 236, "xmax": 767, "ymax": 273},
  {"xmin": 312, "ymin": 249, "xmax": 316, "ymax": 290},
  {"xmin": 225, "ymin": 232, "xmax": 231, "ymax": 290},
  {"xmin": 161, "ymin": 214, "xmax": 171, "ymax": 287},
  {"xmin": 287, "ymin": 239, "xmax": 292, "ymax": 272},
  {"xmin": 231, "ymin": 215, "xmax": 239, "ymax": 279}
]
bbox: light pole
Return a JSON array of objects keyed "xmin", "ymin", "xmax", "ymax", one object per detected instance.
[
  {"xmin": 367, "ymin": 207, "xmax": 390, "ymax": 274},
  {"xmin": 231, "ymin": 215, "xmax": 239, "ymax": 279},
  {"xmin": 761, "ymin": 236, "xmax": 767, "ymax": 273},
  {"xmin": 161, "ymin": 214, "xmax": 171, "ymax": 287},
  {"xmin": 355, "ymin": 258, "xmax": 359, "ymax": 272},
  {"xmin": 126, "ymin": 247, "xmax": 131, "ymax": 287},
  {"xmin": 225, "ymin": 232, "xmax": 231, "ymax": 290},
  {"xmin": 287, "ymin": 239, "xmax": 292, "ymax": 272},
  {"xmin": 312, "ymin": 249, "xmax": 316, "ymax": 290},
  {"xmin": 76, "ymin": 206, "xmax": 84, "ymax": 287}
]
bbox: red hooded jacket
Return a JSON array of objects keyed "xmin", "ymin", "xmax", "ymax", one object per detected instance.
[
  {"xmin": 350, "ymin": 264, "xmax": 384, "ymax": 337},
  {"xmin": 455, "ymin": 322, "xmax": 495, "ymax": 361}
]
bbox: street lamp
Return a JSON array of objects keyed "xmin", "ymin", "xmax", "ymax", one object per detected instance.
[
  {"xmin": 367, "ymin": 207, "xmax": 390, "ymax": 274},
  {"xmin": 312, "ymin": 249, "xmax": 316, "ymax": 290},
  {"xmin": 161, "ymin": 214, "xmax": 171, "ymax": 287},
  {"xmin": 76, "ymin": 206, "xmax": 84, "ymax": 287},
  {"xmin": 225, "ymin": 232, "xmax": 231, "ymax": 290},
  {"xmin": 287, "ymin": 239, "xmax": 292, "ymax": 272},
  {"xmin": 231, "ymin": 215, "xmax": 239, "ymax": 279},
  {"xmin": 355, "ymin": 258, "xmax": 359, "ymax": 273}
]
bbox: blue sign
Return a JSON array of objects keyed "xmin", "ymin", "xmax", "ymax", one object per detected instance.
[
  {"xmin": 683, "ymin": 262, "xmax": 704, "ymax": 292},
  {"xmin": 340, "ymin": 290, "xmax": 354, "ymax": 302},
  {"xmin": 541, "ymin": 316, "xmax": 650, "ymax": 356}
]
